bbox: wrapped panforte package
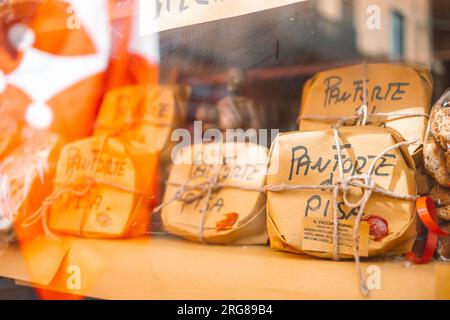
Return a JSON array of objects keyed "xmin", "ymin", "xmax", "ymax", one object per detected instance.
[
  {"xmin": 0, "ymin": 129, "xmax": 63, "ymax": 241},
  {"xmin": 266, "ymin": 126, "xmax": 417, "ymax": 259},
  {"xmin": 161, "ymin": 142, "xmax": 268, "ymax": 245},
  {"xmin": 94, "ymin": 85, "xmax": 190, "ymax": 162},
  {"xmin": 299, "ymin": 63, "xmax": 432, "ymax": 156},
  {"xmin": 48, "ymin": 135, "xmax": 159, "ymax": 238}
]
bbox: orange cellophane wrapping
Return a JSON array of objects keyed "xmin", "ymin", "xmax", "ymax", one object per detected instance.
[{"xmin": 0, "ymin": 129, "xmax": 63, "ymax": 240}]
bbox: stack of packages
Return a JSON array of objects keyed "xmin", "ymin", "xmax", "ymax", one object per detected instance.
[
  {"xmin": 0, "ymin": 85, "xmax": 190, "ymax": 247},
  {"xmin": 46, "ymin": 85, "xmax": 190, "ymax": 239},
  {"xmin": 151, "ymin": 63, "xmax": 449, "ymax": 264},
  {"xmin": 266, "ymin": 63, "xmax": 435, "ymax": 295}
]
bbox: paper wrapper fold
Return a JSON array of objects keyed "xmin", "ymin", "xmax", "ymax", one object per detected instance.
[
  {"xmin": 266, "ymin": 126, "xmax": 417, "ymax": 258},
  {"xmin": 161, "ymin": 142, "xmax": 268, "ymax": 245}
]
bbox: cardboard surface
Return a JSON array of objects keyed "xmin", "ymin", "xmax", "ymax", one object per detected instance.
[{"xmin": 0, "ymin": 236, "xmax": 448, "ymax": 300}]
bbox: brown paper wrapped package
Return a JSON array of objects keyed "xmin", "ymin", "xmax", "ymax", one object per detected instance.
[
  {"xmin": 266, "ymin": 126, "xmax": 417, "ymax": 259},
  {"xmin": 161, "ymin": 142, "xmax": 268, "ymax": 245},
  {"xmin": 299, "ymin": 63, "xmax": 432, "ymax": 156},
  {"xmin": 94, "ymin": 84, "xmax": 190, "ymax": 163},
  {"xmin": 48, "ymin": 135, "xmax": 159, "ymax": 238}
]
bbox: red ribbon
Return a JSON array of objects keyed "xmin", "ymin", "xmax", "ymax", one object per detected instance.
[{"xmin": 406, "ymin": 197, "xmax": 450, "ymax": 264}]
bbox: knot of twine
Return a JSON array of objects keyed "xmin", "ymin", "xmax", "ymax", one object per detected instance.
[
  {"xmin": 354, "ymin": 104, "xmax": 369, "ymax": 126},
  {"xmin": 265, "ymin": 124, "xmax": 419, "ymax": 297},
  {"xmin": 153, "ymin": 166, "xmax": 265, "ymax": 243}
]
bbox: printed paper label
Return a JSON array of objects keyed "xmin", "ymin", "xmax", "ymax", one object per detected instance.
[{"xmin": 301, "ymin": 216, "xmax": 369, "ymax": 257}]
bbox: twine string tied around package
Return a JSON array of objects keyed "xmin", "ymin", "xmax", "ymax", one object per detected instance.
[
  {"xmin": 299, "ymin": 103, "xmax": 429, "ymax": 129},
  {"xmin": 152, "ymin": 166, "xmax": 266, "ymax": 243},
  {"xmin": 21, "ymin": 138, "xmax": 155, "ymax": 241},
  {"xmin": 20, "ymin": 175, "xmax": 155, "ymax": 241}
]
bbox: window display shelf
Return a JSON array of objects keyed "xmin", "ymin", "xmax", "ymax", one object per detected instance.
[{"xmin": 0, "ymin": 236, "xmax": 447, "ymax": 300}]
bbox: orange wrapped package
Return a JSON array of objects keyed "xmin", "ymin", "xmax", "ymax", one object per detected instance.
[
  {"xmin": 94, "ymin": 85, "xmax": 190, "ymax": 162},
  {"xmin": 48, "ymin": 135, "xmax": 159, "ymax": 238},
  {"xmin": 0, "ymin": 128, "xmax": 63, "ymax": 241}
]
